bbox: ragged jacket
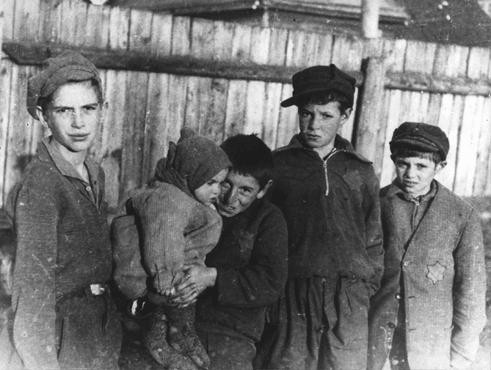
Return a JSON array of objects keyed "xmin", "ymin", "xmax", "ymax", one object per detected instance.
[
  {"xmin": 129, "ymin": 181, "xmax": 222, "ymax": 291},
  {"xmin": 196, "ymin": 198, "xmax": 288, "ymax": 342},
  {"xmin": 8, "ymin": 139, "xmax": 120, "ymax": 370},
  {"xmin": 271, "ymin": 135, "xmax": 384, "ymax": 292},
  {"xmin": 368, "ymin": 182, "xmax": 487, "ymax": 370}
]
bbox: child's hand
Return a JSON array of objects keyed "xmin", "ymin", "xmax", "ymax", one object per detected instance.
[{"xmin": 170, "ymin": 264, "xmax": 217, "ymax": 307}]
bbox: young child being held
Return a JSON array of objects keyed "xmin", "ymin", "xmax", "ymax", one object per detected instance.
[
  {"xmin": 368, "ymin": 122, "xmax": 486, "ymax": 370},
  {"xmin": 129, "ymin": 128, "xmax": 230, "ymax": 369}
]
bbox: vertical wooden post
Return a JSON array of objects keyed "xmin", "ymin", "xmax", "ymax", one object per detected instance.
[
  {"xmin": 0, "ymin": 0, "xmax": 3, "ymax": 51},
  {"xmin": 354, "ymin": 57, "xmax": 386, "ymax": 174},
  {"xmin": 362, "ymin": 0, "xmax": 380, "ymax": 38}
]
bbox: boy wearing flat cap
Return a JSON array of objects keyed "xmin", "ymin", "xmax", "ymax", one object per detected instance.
[
  {"xmin": 255, "ymin": 65, "xmax": 384, "ymax": 370},
  {"xmin": 368, "ymin": 122, "xmax": 486, "ymax": 370},
  {"xmin": 3, "ymin": 51, "xmax": 122, "ymax": 370}
]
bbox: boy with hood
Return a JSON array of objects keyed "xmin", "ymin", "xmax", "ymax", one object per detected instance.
[
  {"xmin": 128, "ymin": 128, "xmax": 230, "ymax": 369},
  {"xmin": 368, "ymin": 122, "xmax": 486, "ymax": 370}
]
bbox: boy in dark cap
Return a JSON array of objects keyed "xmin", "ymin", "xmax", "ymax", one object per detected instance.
[
  {"xmin": 368, "ymin": 122, "xmax": 486, "ymax": 370},
  {"xmin": 255, "ymin": 65, "xmax": 384, "ymax": 370}
]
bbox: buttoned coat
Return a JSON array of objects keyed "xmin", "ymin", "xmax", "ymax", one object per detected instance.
[{"xmin": 368, "ymin": 182, "xmax": 486, "ymax": 370}]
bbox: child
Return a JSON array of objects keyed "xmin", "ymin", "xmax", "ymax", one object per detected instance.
[
  {"xmin": 368, "ymin": 122, "xmax": 486, "ymax": 370},
  {"xmin": 171, "ymin": 134, "xmax": 288, "ymax": 370},
  {"xmin": 255, "ymin": 65, "xmax": 383, "ymax": 370},
  {"xmin": 129, "ymin": 128, "xmax": 230, "ymax": 369},
  {"xmin": 6, "ymin": 51, "xmax": 122, "ymax": 370}
]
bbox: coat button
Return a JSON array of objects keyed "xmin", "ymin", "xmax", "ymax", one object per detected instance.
[
  {"xmin": 395, "ymin": 293, "xmax": 402, "ymax": 300},
  {"xmin": 387, "ymin": 322, "xmax": 396, "ymax": 329},
  {"xmin": 402, "ymin": 261, "xmax": 410, "ymax": 267}
]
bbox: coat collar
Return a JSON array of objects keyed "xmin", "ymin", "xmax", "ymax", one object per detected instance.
[
  {"xmin": 276, "ymin": 134, "xmax": 371, "ymax": 163},
  {"xmin": 385, "ymin": 180, "xmax": 438, "ymax": 203},
  {"xmin": 38, "ymin": 136, "xmax": 99, "ymax": 184},
  {"xmin": 400, "ymin": 181, "xmax": 458, "ymax": 258}
]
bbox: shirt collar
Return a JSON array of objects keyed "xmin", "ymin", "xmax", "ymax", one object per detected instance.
[
  {"xmin": 39, "ymin": 136, "xmax": 99, "ymax": 184},
  {"xmin": 279, "ymin": 134, "xmax": 371, "ymax": 163},
  {"xmin": 389, "ymin": 179, "xmax": 438, "ymax": 204}
]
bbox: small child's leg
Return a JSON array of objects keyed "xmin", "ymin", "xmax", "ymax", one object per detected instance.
[
  {"xmin": 165, "ymin": 304, "xmax": 210, "ymax": 369},
  {"xmin": 143, "ymin": 305, "xmax": 197, "ymax": 370}
]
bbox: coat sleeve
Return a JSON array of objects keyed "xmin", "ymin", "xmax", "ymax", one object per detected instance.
[
  {"xmin": 12, "ymin": 177, "xmax": 60, "ymax": 370},
  {"xmin": 363, "ymin": 169, "xmax": 384, "ymax": 296},
  {"xmin": 214, "ymin": 209, "xmax": 288, "ymax": 308},
  {"xmin": 450, "ymin": 209, "xmax": 486, "ymax": 369},
  {"xmin": 132, "ymin": 188, "xmax": 188, "ymax": 291}
]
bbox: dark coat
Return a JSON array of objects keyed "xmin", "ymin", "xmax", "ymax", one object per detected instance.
[
  {"xmin": 7, "ymin": 139, "xmax": 121, "ymax": 370},
  {"xmin": 256, "ymin": 135, "xmax": 383, "ymax": 370},
  {"xmin": 271, "ymin": 135, "xmax": 384, "ymax": 290},
  {"xmin": 196, "ymin": 199, "xmax": 288, "ymax": 342},
  {"xmin": 368, "ymin": 182, "xmax": 487, "ymax": 370}
]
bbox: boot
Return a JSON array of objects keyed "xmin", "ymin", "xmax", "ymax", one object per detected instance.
[
  {"xmin": 143, "ymin": 306, "xmax": 198, "ymax": 370},
  {"xmin": 165, "ymin": 304, "xmax": 210, "ymax": 369}
]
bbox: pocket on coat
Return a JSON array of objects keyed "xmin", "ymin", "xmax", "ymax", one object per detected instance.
[{"xmin": 333, "ymin": 277, "xmax": 369, "ymax": 347}]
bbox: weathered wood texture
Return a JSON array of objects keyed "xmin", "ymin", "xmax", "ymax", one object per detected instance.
[{"xmin": 1, "ymin": 0, "xmax": 491, "ymax": 210}]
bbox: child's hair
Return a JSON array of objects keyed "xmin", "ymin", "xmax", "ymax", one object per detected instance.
[
  {"xmin": 220, "ymin": 134, "xmax": 273, "ymax": 188},
  {"xmin": 390, "ymin": 146, "xmax": 444, "ymax": 164},
  {"xmin": 37, "ymin": 78, "xmax": 103, "ymax": 114},
  {"xmin": 296, "ymin": 90, "xmax": 352, "ymax": 112}
]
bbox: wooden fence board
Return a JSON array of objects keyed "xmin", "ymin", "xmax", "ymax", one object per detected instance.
[
  {"xmin": 151, "ymin": 13, "xmax": 173, "ymax": 57},
  {"xmin": 436, "ymin": 94, "xmax": 463, "ymax": 190},
  {"xmin": 316, "ymin": 33, "xmax": 333, "ymax": 65},
  {"xmin": 224, "ymin": 80, "xmax": 247, "ymax": 137},
  {"xmin": 142, "ymin": 73, "xmax": 169, "ymax": 182},
  {"xmin": 380, "ymin": 89, "xmax": 402, "ymax": 187},
  {"xmin": 473, "ymin": 98, "xmax": 491, "ymax": 194},
  {"xmin": 454, "ymin": 96, "xmax": 481, "ymax": 195},
  {"xmin": 120, "ymin": 71, "xmax": 149, "ymax": 197},
  {"xmin": 165, "ymin": 74, "xmax": 187, "ymax": 145},
  {"xmin": 171, "ymin": 16, "xmax": 191, "ymax": 56},
  {"xmin": 3, "ymin": 65, "xmax": 31, "ymax": 204},
  {"xmin": 275, "ymin": 84, "xmax": 297, "ymax": 148}
]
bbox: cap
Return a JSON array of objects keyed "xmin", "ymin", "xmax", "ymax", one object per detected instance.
[
  {"xmin": 27, "ymin": 51, "xmax": 101, "ymax": 120},
  {"xmin": 281, "ymin": 64, "xmax": 356, "ymax": 107},
  {"xmin": 390, "ymin": 122, "xmax": 449, "ymax": 161}
]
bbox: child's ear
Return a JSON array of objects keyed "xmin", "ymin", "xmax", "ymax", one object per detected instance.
[
  {"xmin": 435, "ymin": 160, "xmax": 447, "ymax": 173},
  {"xmin": 342, "ymin": 107, "xmax": 352, "ymax": 119},
  {"xmin": 36, "ymin": 106, "xmax": 49, "ymax": 127},
  {"xmin": 256, "ymin": 179, "xmax": 273, "ymax": 200}
]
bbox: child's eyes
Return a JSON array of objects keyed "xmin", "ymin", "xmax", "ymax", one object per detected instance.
[{"xmin": 55, "ymin": 107, "xmax": 71, "ymax": 114}]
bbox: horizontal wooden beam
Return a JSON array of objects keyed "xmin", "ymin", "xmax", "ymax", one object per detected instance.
[
  {"xmin": 385, "ymin": 70, "xmax": 491, "ymax": 96},
  {"xmin": 3, "ymin": 41, "xmax": 491, "ymax": 96},
  {"xmin": 2, "ymin": 40, "xmax": 364, "ymax": 85}
]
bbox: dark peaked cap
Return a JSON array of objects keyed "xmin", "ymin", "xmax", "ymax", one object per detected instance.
[
  {"xmin": 281, "ymin": 64, "xmax": 356, "ymax": 107},
  {"xmin": 390, "ymin": 122, "xmax": 450, "ymax": 161},
  {"xmin": 27, "ymin": 51, "xmax": 101, "ymax": 120}
]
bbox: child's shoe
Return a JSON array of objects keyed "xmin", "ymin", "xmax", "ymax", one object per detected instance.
[
  {"xmin": 165, "ymin": 305, "xmax": 210, "ymax": 369},
  {"xmin": 143, "ymin": 307, "xmax": 198, "ymax": 370}
]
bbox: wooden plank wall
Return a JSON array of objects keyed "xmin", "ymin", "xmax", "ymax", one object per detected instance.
[{"xmin": 1, "ymin": 0, "xmax": 490, "ymax": 210}]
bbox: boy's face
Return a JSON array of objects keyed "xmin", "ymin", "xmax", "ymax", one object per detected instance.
[
  {"xmin": 298, "ymin": 101, "xmax": 350, "ymax": 152},
  {"xmin": 194, "ymin": 168, "xmax": 229, "ymax": 207},
  {"xmin": 394, "ymin": 156, "xmax": 446, "ymax": 197},
  {"xmin": 217, "ymin": 170, "xmax": 271, "ymax": 218},
  {"xmin": 37, "ymin": 80, "xmax": 105, "ymax": 157}
]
